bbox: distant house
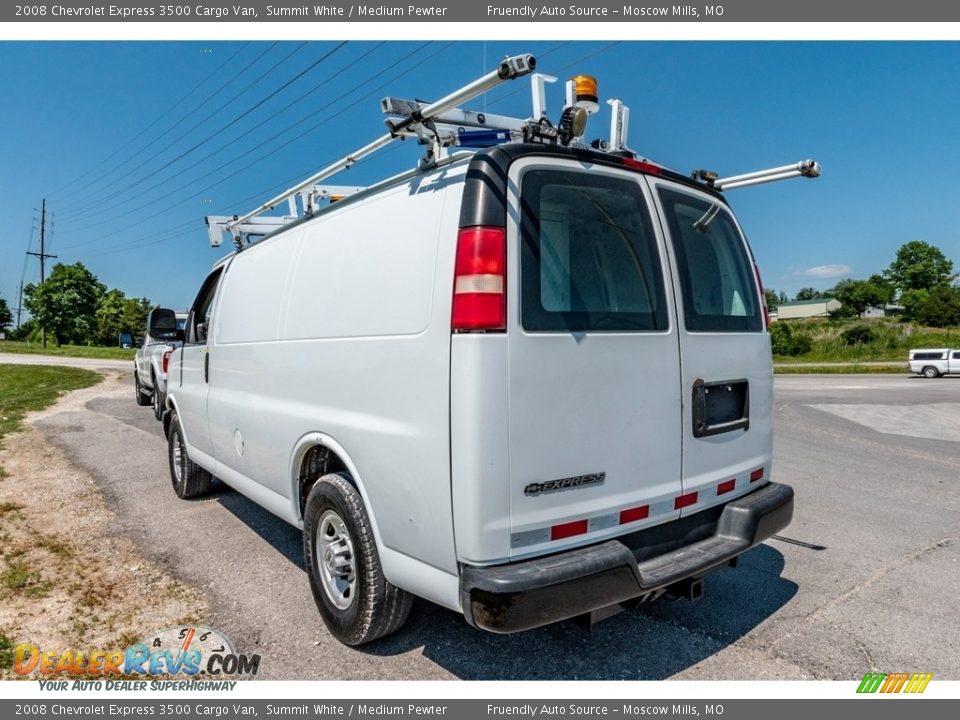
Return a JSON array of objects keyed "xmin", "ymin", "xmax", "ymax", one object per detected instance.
[
  {"xmin": 777, "ymin": 298, "xmax": 841, "ymax": 320},
  {"xmin": 862, "ymin": 304, "xmax": 905, "ymax": 319}
]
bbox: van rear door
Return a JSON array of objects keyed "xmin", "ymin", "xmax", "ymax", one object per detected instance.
[
  {"xmin": 649, "ymin": 181, "xmax": 772, "ymax": 516},
  {"xmin": 504, "ymin": 158, "xmax": 683, "ymax": 557}
]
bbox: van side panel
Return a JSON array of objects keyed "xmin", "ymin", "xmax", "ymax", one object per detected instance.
[{"xmin": 209, "ymin": 171, "xmax": 462, "ymax": 579}]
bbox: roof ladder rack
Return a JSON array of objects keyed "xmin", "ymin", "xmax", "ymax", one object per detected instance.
[{"xmin": 211, "ymin": 53, "xmax": 537, "ymax": 248}]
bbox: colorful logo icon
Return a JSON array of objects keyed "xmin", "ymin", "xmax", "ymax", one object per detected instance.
[
  {"xmin": 857, "ymin": 672, "xmax": 932, "ymax": 694},
  {"xmin": 13, "ymin": 625, "xmax": 260, "ymax": 677}
]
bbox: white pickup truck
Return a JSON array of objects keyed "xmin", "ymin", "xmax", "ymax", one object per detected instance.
[
  {"xmin": 134, "ymin": 309, "xmax": 187, "ymax": 420},
  {"xmin": 908, "ymin": 348, "xmax": 960, "ymax": 378}
]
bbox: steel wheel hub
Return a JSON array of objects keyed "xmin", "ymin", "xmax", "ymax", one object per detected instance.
[{"xmin": 317, "ymin": 509, "xmax": 357, "ymax": 610}]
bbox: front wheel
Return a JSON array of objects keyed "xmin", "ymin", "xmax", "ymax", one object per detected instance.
[
  {"xmin": 922, "ymin": 366, "xmax": 940, "ymax": 378},
  {"xmin": 167, "ymin": 413, "xmax": 212, "ymax": 499},
  {"xmin": 303, "ymin": 472, "xmax": 412, "ymax": 646}
]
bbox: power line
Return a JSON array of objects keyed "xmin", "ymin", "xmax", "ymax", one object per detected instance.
[
  {"xmin": 62, "ymin": 43, "xmax": 389, "ymax": 235},
  {"xmin": 56, "ymin": 42, "xmax": 444, "ymax": 252},
  {"xmin": 57, "ymin": 41, "xmax": 287, "ymax": 216},
  {"xmin": 48, "ymin": 42, "xmax": 252, "ymax": 199}
]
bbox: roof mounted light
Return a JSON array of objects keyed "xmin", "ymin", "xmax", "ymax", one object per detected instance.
[
  {"xmin": 558, "ymin": 106, "xmax": 588, "ymax": 146},
  {"xmin": 570, "ymin": 75, "xmax": 599, "ymax": 114}
]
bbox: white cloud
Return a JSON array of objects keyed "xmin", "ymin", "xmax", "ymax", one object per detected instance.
[{"xmin": 794, "ymin": 264, "xmax": 852, "ymax": 279}]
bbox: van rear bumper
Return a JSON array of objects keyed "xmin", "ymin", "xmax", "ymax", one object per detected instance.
[{"xmin": 459, "ymin": 481, "xmax": 793, "ymax": 633}]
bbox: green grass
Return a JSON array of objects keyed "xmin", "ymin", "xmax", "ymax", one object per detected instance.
[
  {"xmin": 0, "ymin": 365, "xmax": 101, "ymax": 442},
  {"xmin": 773, "ymin": 319, "xmax": 960, "ymax": 363},
  {"xmin": 775, "ymin": 364, "xmax": 906, "ymax": 375},
  {"xmin": 0, "ymin": 340, "xmax": 135, "ymax": 361},
  {"xmin": 0, "ymin": 630, "xmax": 13, "ymax": 671}
]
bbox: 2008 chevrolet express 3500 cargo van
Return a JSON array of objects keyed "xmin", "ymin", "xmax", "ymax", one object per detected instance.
[{"xmin": 160, "ymin": 56, "xmax": 810, "ymax": 645}]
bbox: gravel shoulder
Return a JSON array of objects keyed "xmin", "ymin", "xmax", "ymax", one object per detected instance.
[{"xmin": 0, "ymin": 373, "xmax": 206, "ymax": 678}]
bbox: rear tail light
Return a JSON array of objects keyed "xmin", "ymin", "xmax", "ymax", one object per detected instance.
[
  {"xmin": 162, "ymin": 350, "xmax": 172, "ymax": 374},
  {"xmin": 754, "ymin": 262, "xmax": 770, "ymax": 330},
  {"xmin": 452, "ymin": 226, "xmax": 506, "ymax": 332}
]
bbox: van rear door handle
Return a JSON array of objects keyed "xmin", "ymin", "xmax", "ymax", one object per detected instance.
[{"xmin": 204, "ymin": 352, "xmax": 209, "ymax": 383}]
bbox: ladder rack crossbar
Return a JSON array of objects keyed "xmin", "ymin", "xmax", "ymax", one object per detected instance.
[{"xmin": 224, "ymin": 54, "xmax": 535, "ymax": 238}]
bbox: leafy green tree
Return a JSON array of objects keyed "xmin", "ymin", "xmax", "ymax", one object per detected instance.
[
  {"xmin": 884, "ymin": 240, "xmax": 954, "ymax": 293},
  {"xmin": 794, "ymin": 287, "xmax": 822, "ymax": 301},
  {"xmin": 764, "ymin": 289, "xmax": 782, "ymax": 311},
  {"xmin": 95, "ymin": 290, "xmax": 151, "ymax": 346},
  {"xmin": 23, "ymin": 263, "xmax": 105, "ymax": 346},
  {"xmin": 904, "ymin": 286, "xmax": 960, "ymax": 327},
  {"xmin": 830, "ymin": 276, "xmax": 895, "ymax": 318},
  {"xmin": 0, "ymin": 295, "xmax": 12, "ymax": 332}
]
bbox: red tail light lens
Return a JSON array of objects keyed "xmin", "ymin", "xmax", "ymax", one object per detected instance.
[
  {"xmin": 452, "ymin": 226, "xmax": 506, "ymax": 332},
  {"xmin": 162, "ymin": 350, "xmax": 172, "ymax": 374}
]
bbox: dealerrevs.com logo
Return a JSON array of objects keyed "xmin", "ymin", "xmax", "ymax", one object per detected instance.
[
  {"xmin": 857, "ymin": 672, "xmax": 933, "ymax": 694},
  {"xmin": 14, "ymin": 626, "xmax": 260, "ymax": 678}
]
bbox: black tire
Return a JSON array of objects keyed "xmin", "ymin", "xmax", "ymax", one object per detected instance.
[
  {"xmin": 134, "ymin": 372, "xmax": 151, "ymax": 406},
  {"xmin": 303, "ymin": 472, "xmax": 412, "ymax": 646},
  {"xmin": 152, "ymin": 380, "xmax": 164, "ymax": 421},
  {"xmin": 922, "ymin": 366, "xmax": 940, "ymax": 379},
  {"xmin": 167, "ymin": 413, "xmax": 212, "ymax": 499}
]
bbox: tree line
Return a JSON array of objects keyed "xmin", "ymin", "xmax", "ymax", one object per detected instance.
[
  {"xmin": 765, "ymin": 240, "xmax": 959, "ymax": 327},
  {"xmin": 0, "ymin": 262, "xmax": 152, "ymax": 347}
]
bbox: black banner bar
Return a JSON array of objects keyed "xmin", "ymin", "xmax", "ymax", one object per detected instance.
[{"xmin": 5, "ymin": 1, "xmax": 960, "ymax": 23}]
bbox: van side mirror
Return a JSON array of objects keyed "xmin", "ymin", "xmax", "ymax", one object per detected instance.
[
  {"xmin": 196, "ymin": 322, "xmax": 208, "ymax": 343},
  {"xmin": 148, "ymin": 307, "xmax": 179, "ymax": 340}
]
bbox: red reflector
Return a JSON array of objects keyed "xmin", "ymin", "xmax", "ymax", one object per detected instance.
[
  {"xmin": 619, "ymin": 505, "xmax": 650, "ymax": 524},
  {"xmin": 717, "ymin": 479, "xmax": 736, "ymax": 496},
  {"xmin": 623, "ymin": 157, "xmax": 662, "ymax": 175},
  {"xmin": 452, "ymin": 226, "xmax": 506, "ymax": 332},
  {"xmin": 674, "ymin": 492, "xmax": 698, "ymax": 510},
  {"xmin": 550, "ymin": 519, "xmax": 589, "ymax": 541},
  {"xmin": 162, "ymin": 350, "xmax": 171, "ymax": 374},
  {"xmin": 750, "ymin": 468, "xmax": 764, "ymax": 482}
]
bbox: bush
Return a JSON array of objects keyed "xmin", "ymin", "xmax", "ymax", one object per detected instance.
[
  {"xmin": 840, "ymin": 325, "xmax": 875, "ymax": 346},
  {"xmin": 770, "ymin": 322, "xmax": 812, "ymax": 356}
]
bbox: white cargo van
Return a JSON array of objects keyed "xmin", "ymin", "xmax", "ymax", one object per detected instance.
[
  {"xmin": 908, "ymin": 348, "xmax": 960, "ymax": 377},
  {"xmin": 162, "ymin": 56, "xmax": 811, "ymax": 645}
]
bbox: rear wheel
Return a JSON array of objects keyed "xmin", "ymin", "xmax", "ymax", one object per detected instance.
[
  {"xmin": 167, "ymin": 413, "xmax": 212, "ymax": 499},
  {"xmin": 134, "ymin": 372, "xmax": 151, "ymax": 406},
  {"xmin": 152, "ymin": 379, "xmax": 164, "ymax": 421},
  {"xmin": 922, "ymin": 366, "xmax": 940, "ymax": 378},
  {"xmin": 303, "ymin": 472, "xmax": 412, "ymax": 646}
]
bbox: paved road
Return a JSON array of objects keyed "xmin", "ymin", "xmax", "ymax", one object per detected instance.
[
  {"xmin": 33, "ymin": 374, "xmax": 960, "ymax": 680},
  {"xmin": 0, "ymin": 352, "xmax": 130, "ymax": 371}
]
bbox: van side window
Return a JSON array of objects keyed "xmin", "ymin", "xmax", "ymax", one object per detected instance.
[
  {"xmin": 658, "ymin": 188, "xmax": 762, "ymax": 333},
  {"xmin": 953, "ymin": 352, "xmax": 960, "ymax": 360},
  {"xmin": 187, "ymin": 268, "xmax": 224, "ymax": 344},
  {"xmin": 519, "ymin": 169, "xmax": 668, "ymax": 332}
]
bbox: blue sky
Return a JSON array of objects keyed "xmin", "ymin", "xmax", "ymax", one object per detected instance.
[{"xmin": 1, "ymin": 40, "xmax": 959, "ymax": 316}]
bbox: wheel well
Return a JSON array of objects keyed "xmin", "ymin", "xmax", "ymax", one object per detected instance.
[{"xmin": 298, "ymin": 445, "xmax": 349, "ymax": 518}]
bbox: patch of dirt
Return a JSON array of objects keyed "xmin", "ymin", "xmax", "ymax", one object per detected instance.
[{"xmin": 0, "ymin": 372, "xmax": 207, "ymax": 678}]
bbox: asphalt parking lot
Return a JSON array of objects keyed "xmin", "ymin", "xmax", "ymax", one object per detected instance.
[{"xmin": 31, "ymin": 373, "xmax": 960, "ymax": 680}]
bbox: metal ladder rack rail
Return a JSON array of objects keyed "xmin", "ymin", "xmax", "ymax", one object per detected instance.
[{"xmin": 215, "ymin": 53, "xmax": 536, "ymax": 247}]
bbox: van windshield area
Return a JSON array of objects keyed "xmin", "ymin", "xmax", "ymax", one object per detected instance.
[
  {"xmin": 658, "ymin": 188, "xmax": 762, "ymax": 333},
  {"xmin": 519, "ymin": 169, "xmax": 668, "ymax": 332}
]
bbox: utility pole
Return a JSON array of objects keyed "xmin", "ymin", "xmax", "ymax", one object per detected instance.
[
  {"xmin": 26, "ymin": 198, "xmax": 57, "ymax": 347},
  {"xmin": 16, "ymin": 282, "xmax": 23, "ymax": 330}
]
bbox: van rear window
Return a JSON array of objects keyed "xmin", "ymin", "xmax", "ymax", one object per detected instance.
[
  {"xmin": 658, "ymin": 189, "xmax": 762, "ymax": 333},
  {"xmin": 519, "ymin": 169, "xmax": 667, "ymax": 332}
]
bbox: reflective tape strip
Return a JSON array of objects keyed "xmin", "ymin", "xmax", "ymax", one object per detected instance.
[{"xmin": 511, "ymin": 468, "xmax": 767, "ymax": 550}]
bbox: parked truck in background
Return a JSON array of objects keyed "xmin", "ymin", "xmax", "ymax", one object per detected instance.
[{"xmin": 134, "ymin": 308, "xmax": 187, "ymax": 420}]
